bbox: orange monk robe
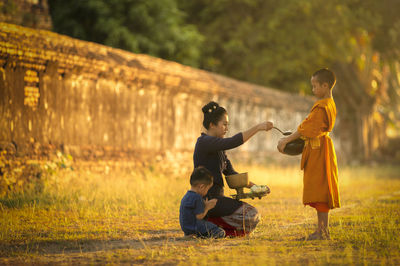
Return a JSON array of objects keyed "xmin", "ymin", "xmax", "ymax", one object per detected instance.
[{"xmin": 297, "ymin": 98, "xmax": 340, "ymax": 209}]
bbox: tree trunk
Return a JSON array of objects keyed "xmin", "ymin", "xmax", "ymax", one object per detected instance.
[{"xmin": 333, "ymin": 62, "xmax": 387, "ymax": 162}]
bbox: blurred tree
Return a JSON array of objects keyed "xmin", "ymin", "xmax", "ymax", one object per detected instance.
[
  {"xmin": 179, "ymin": 0, "xmax": 324, "ymax": 93},
  {"xmin": 48, "ymin": 0, "xmax": 203, "ymax": 67},
  {"xmin": 179, "ymin": 0, "xmax": 400, "ymax": 161},
  {"xmin": 331, "ymin": 0, "xmax": 400, "ymax": 160}
]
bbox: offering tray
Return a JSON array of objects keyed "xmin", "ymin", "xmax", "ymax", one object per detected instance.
[{"xmin": 230, "ymin": 186, "xmax": 270, "ymax": 200}]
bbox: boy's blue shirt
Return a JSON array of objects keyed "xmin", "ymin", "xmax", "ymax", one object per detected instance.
[{"xmin": 179, "ymin": 190, "xmax": 205, "ymax": 235}]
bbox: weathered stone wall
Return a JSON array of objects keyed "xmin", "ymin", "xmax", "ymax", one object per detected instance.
[{"xmin": 0, "ymin": 23, "xmax": 321, "ymax": 165}]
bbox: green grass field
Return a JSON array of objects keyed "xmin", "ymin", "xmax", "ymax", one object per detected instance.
[{"xmin": 1, "ymin": 162, "xmax": 399, "ymax": 265}]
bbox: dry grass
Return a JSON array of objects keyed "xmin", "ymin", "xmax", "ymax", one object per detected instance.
[{"xmin": 0, "ymin": 161, "xmax": 399, "ymax": 265}]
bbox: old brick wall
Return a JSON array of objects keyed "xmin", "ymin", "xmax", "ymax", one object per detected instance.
[{"xmin": 0, "ymin": 23, "xmax": 322, "ymax": 165}]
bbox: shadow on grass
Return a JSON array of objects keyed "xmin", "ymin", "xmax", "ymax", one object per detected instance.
[{"xmin": 0, "ymin": 229, "xmax": 189, "ymax": 257}]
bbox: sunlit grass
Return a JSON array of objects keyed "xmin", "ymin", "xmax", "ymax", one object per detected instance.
[{"xmin": 0, "ymin": 162, "xmax": 399, "ymax": 264}]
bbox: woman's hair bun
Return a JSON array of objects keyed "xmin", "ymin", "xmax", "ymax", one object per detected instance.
[
  {"xmin": 201, "ymin": 101, "xmax": 227, "ymax": 129},
  {"xmin": 202, "ymin": 101, "xmax": 219, "ymax": 114}
]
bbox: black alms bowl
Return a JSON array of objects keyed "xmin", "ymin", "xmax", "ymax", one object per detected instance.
[{"xmin": 283, "ymin": 131, "xmax": 305, "ymax": 156}]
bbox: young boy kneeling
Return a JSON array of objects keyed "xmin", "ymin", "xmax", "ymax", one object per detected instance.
[{"xmin": 179, "ymin": 167, "xmax": 225, "ymax": 238}]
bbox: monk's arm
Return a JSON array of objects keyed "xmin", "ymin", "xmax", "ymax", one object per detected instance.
[
  {"xmin": 297, "ymin": 107, "xmax": 328, "ymax": 138},
  {"xmin": 277, "ymin": 130, "xmax": 301, "ymax": 153},
  {"xmin": 277, "ymin": 108, "xmax": 327, "ymax": 153},
  {"xmin": 284, "ymin": 130, "xmax": 301, "ymax": 142}
]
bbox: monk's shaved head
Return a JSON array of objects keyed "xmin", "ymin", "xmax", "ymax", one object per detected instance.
[{"xmin": 312, "ymin": 69, "xmax": 336, "ymax": 89}]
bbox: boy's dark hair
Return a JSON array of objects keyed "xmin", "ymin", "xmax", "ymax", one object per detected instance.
[
  {"xmin": 202, "ymin": 101, "xmax": 227, "ymax": 130},
  {"xmin": 312, "ymin": 68, "xmax": 336, "ymax": 89},
  {"xmin": 190, "ymin": 167, "xmax": 213, "ymax": 186}
]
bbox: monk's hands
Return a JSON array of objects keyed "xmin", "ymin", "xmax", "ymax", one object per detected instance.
[
  {"xmin": 258, "ymin": 121, "xmax": 274, "ymax": 131},
  {"xmin": 277, "ymin": 138, "xmax": 289, "ymax": 153},
  {"xmin": 277, "ymin": 130, "xmax": 301, "ymax": 153},
  {"xmin": 204, "ymin": 198, "xmax": 217, "ymax": 211}
]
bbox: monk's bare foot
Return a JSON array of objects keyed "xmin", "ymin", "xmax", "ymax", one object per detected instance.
[
  {"xmin": 306, "ymin": 231, "xmax": 323, "ymax": 240},
  {"xmin": 306, "ymin": 229, "xmax": 331, "ymax": 240},
  {"xmin": 322, "ymin": 229, "xmax": 331, "ymax": 240}
]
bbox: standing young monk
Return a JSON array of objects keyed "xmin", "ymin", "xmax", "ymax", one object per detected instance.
[{"xmin": 277, "ymin": 68, "xmax": 340, "ymax": 240}]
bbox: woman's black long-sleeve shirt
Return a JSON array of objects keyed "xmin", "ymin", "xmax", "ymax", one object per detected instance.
[{"xmin": 193, "ymin": 132, "xmax": 244, "ymax": 197}]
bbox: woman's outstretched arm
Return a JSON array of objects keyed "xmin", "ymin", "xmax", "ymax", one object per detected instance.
[
  {"xmin": 242, "ymin": 121, "xmax": 274, "ymax": 142},
  {"xmin": 198, "ymin": 121, "xmax": 274, "ymax": 153}
]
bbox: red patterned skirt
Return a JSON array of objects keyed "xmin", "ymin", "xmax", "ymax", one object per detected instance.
[{"xmin": 208, "ymin": 202, "xmax": 260, "ymax": 237}]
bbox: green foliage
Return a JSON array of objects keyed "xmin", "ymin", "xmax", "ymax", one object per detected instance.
[
  {"xmin": 48, "ymin": 0, "xmax": 400, "ymax": 94},
  {"xmin": 48, "ymin": 0, "xmax": 203, "ymax": 67},
  {"xmin": 0, "ymin": 0, "xmax": 17, "ymax": 15},
  {"xmin": 176, "ymin": 0, "xmax": 400, "ymax": 135},
  {"xmin": 177, "ymin": 0, "xmax": 400, "ymax": 93}
]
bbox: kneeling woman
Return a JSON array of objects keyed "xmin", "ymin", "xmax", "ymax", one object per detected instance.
[{"xmin": 194, "ymin": 101, "xmax": 273, "ymax": 236}]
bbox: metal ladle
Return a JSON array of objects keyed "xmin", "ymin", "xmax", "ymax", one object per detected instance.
[{"xmin": 272, "ymin": 126, "xmax": 291, "ymax": 136}]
